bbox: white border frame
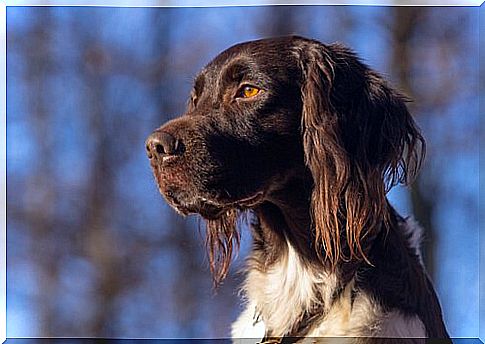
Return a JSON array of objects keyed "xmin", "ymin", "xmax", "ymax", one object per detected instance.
[{"xmin": 4, "ymin": 0, "xmax": 485, "ymax": 6}]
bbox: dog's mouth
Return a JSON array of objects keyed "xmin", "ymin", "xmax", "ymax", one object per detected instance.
[
  {"xmin": 166, "ymin": 190, "xmax": 265, "ymax": 220},
  {"xmin": 149, "ymin": 154, "xmax": 266, "ymax": 219}
]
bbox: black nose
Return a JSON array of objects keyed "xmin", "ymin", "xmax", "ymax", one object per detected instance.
[{"xmin": 145, "ymin": 131, "xmax": 181, "ymax": 160}]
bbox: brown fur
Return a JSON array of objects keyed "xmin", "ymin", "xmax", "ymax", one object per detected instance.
[
  {"xmin": 205, "ymin": 209, "xmax": 240, "ymax": 284},
  {"xmin": 299, "ymin": 43, "xmax": 425, "ymax": 269}
]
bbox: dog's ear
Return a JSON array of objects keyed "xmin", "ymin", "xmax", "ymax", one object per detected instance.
[{"xmin": 300, "ymin": 41, "xmax": 425, "ymax": 267}]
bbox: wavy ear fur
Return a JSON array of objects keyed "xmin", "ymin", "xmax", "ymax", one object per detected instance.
[{"xmin": 299, "ymin": 40, "xmax": 425, "ymax": 267}]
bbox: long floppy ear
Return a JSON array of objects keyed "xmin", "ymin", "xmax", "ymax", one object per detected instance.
[{"xmin": 300, "ymin": 41, "xmax": 425, "ymax": 267}]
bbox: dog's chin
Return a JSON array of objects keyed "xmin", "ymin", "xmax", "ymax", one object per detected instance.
[{"xmin": 164, "ymin": 190, "xmax": 266, "ymax": 220}]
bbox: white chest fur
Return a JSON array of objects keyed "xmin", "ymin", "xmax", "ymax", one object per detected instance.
[
  {"xmin": 233, "ymin": 243, "xmax": 338, "ymax": 337},
  {"xmin": 231, "ymin": 241, "xmax": 426, "ymax": 340}
]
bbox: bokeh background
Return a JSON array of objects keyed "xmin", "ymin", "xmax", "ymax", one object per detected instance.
[{"xmin": 6, "ymin": 5, "xmax": 480, "ymax": 339}]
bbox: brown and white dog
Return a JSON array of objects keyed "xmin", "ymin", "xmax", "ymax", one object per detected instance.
[{"xmin": 146, "ymin": 36, "xmax": 450, "ymax": 343}]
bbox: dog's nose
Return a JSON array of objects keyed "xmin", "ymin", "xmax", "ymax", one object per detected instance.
[{"xmin": 145, "ymin": 131, "xmax": 181, "ymax": 160}]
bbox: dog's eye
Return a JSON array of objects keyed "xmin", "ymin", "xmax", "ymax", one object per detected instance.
[{"xmin": 238, "ymin": 85, "xmax": 261, "ymax": 99}]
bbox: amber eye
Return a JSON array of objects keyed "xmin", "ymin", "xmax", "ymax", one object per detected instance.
[{"xmin": 239, "ymin": 85, "xmax": 261, "ymax": 98}]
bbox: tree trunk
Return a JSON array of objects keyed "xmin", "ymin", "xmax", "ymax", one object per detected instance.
[{"xmin": 388, "ymin": 7, "xmax": 437, "ymax": 278}]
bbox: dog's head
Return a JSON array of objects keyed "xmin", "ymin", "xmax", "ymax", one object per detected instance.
[{"xmin": 146, "ymin": 36, "xmax": 424, "ymax": 283}]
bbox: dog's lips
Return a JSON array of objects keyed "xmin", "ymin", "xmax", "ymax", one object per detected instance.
[
  {"xmin": 232, "ymin": 191, "xmax": 265, "ymax": 208},
  {"xmin": 166, "ymin": 191, "xmax": 266, "ymax": 219}
]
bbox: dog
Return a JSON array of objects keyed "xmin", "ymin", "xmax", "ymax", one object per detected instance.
[{"xmin": 146, "ymin": 36, "xmax": 450, "ymax": 343}]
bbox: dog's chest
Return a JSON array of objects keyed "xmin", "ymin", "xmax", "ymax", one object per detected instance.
[{"xmin": 236, "ymin": 244, "xmax": 340, "ymax": 336}]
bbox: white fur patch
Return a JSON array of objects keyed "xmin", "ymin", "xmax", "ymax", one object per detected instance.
[
  {"xmin": 235, "ymin": 242, "xmax": 337, "ymax": 336},
  {"xmin": 401, "ymin": 217, "xmax": 425, "ymax": 265},
  {"xmin": 231, "ymin": 301, "xmax": 265, "ymax": 340},
  {"xmin": 232, "ymin": 239, "xmax": 427, "ymax": 340}
]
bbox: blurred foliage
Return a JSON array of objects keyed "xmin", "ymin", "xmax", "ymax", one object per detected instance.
[{"xmin": 6, "ymin": 6, "xmax": 479, "ymax": 338}]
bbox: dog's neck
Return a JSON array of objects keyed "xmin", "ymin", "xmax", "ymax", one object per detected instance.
[
  {"xmin": 254, "ymin": 172, "xmax": 383, "ymax": 272},
  {"xmin": 254, "ymin": 173, "xmax": 316, "ymax": 263}
]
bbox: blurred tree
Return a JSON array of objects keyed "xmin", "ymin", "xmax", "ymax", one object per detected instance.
[
  {"xmin": 265, "ymin": 5, "xmax": 298, "ymax": 36},
  {"xmin": 387, "ymin": 7, "xmax": 475, "ymax": 280},
  {"xmin": 79, "ymin": 21, "xmax": 128, "ymax": 336},
  {"xmin": 7, "ymin": 8, "xmax": 61, "ymax": 336},
  {"xmin": 388, "ymin": 7, "xmax": 439, "ymax": 277}
]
